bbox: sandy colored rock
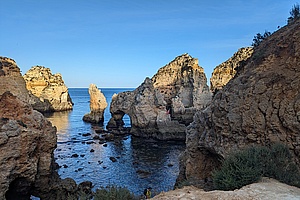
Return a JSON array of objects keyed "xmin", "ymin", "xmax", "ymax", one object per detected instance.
[
  {"xmin": 23, "ymin": 66, "xmax": 73, "ymax": 111},
  {"xmin": 83, "ymin": 83, "xmax": 108, "ymax": 123},
  {"xmin": 108, "ymin": 54, "xmax": 211, "ymax": 140},
  {"xmin": 210, "ymin": 47, "xmax": 253, "ymax": 93},
  {"xmin": 152, "ymin": 178, "xmax": 300, "ymax": 200}
]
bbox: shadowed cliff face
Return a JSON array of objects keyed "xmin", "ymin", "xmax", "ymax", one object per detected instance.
[
  {"xmin": 0, "ymin": 57, "xmax": 51, "ymax": 112},
  {"xmin": 179, "ymin": 19, "xmax": 300, "ymax": 183},
  {"xmin": 108, "ymin": 54, "xmax": 212, "ymax": 140},
  {"xmin": 0, "ymin": 91, "xmax": 57, "ymax": 199}
]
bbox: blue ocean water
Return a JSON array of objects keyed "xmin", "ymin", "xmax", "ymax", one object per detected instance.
[{"xmin": 45, "ymin": 88, "xmax": 185, "ymax": 196}]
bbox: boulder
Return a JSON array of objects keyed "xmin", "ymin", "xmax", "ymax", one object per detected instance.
[
  {"xmin": 23, "ymin": 66, "xmax": 73, "ymax": 112},
  {"xmin": 178, "ymin": 19, "xmax": 300, "ymax": 183},
  {"xmin": 108, "ymin": 54, "xmax": 212, "ymax": 140},
  {"xmin": 83, "ymin": 84, "xmax": 108, "ymax": 124},
  {"xmin": 0, "ymin": 57, "xmax": 51, "ymax": 112}
]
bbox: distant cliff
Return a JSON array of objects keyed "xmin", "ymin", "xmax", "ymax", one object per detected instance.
[
  {"xmin": 210, "ymin": 47, "xmax": 253, "ymax": 93},
  {"xmin": 178, "ymin": 19, "xmax": 300, "ymax": 184},
  {"xmin": 108, "ymin": 53, "xmax": 212, "ymax": 140},
  {"xmin": 0, "ymin": 57, "xmax": 51, "ymax": 112},
  {"xmin": 23, "ymin": 66, "xmax": 73, "ymax": 112}
]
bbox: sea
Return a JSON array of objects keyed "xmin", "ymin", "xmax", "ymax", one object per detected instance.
[{"xmin": 44, "ymin": 88, "xmax": 186, "ymax": 196}]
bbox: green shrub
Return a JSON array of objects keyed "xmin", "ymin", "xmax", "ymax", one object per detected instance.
[
  {"xmin": 93, "ymin": 185, "xmax": 138, "ymax": 200},
  {"xmin": 212, "ymin": 143, "xmax": 300, "ymax": 191}
]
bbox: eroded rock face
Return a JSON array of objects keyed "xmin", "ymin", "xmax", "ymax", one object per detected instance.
[
  {"xmin": 179, "ymin": 20, "xmax": 300, "ymax": 183},
  {"xmin": 23, "ymin": 66, "xmax": 73, "ymax": 112},
  {"xmin": 210, "ymin": 47, "xmax": 253, "ymax": 94},
  {"xmin": 83, "ymin": 84, "xmax": 108, "ymax": 124},
  {"xmin": 108, "ymin": 54, "xmax": 211, "ymax": 140},
  {"xmin": 0, "ymin": 91, "xmax": 57, "ymax": 199},
  {"xmin": 0, "ymin": 57, "xmax": 51, "ymax": 112}
]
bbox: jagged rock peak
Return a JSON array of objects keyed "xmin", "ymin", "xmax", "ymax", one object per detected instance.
[
  {"xmin": 23, "ymin": 66, "xmax": 73, "ymax": 112},
  {"xmin": 210, "ymin": 47, "xmax": 253, "ymax": 93}
]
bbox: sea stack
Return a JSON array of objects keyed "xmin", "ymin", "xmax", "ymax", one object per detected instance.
[
  {"xmin": 107, "ymin": 53, "xmax": 212, "ymax": 140},
  {"xmin": 23, "ymin": 66, "xmax": 73, "ymax": 112},
  {"xmin": 83, "ymin": 84, "xmax": 108, "ymax": 124}
]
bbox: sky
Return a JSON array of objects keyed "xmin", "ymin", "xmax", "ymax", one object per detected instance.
[{"xmin": 0, "ymin": 0, "xmax": 297, "ymax": 88}]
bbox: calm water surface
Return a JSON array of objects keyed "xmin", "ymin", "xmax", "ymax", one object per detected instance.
[{"xmin": 45, "ymin": 88, "xmax": 185, "ymax": 195}]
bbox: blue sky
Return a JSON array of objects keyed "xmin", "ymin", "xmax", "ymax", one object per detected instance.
[{"xmin": 1, "ymin": 0, "xmax": 296, "ymax": 88}]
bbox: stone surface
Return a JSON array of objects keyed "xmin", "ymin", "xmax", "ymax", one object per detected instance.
[
  {"xmin": 108, "ymin": 54, "xmax": 211, "ymax": 140},
  {"xmin": 152, "ymin": 178, "xmax": 300, "ymax": 200},
  {"xmin": 178, "ymin": 19, "xmax": 300, "ymax": 183},
  {"xmin": 210, "ymin": 47, "xmax": 253, "ymax": 93},
  {"xmin": 83, "ymin": 84, "xmax": 108, "ymax": 124},
  {"xmin": 23, "ymin": 66, "xmax": 73, "ymax": 112},
  {"xmin": 0, "ymin": 57, "xmax": 51, "ymax": 112},
  {"xmin": 0, "ymin": 91, "xmax": 57, "ymax": 199}
]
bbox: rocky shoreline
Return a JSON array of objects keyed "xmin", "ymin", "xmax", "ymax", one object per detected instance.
[{"xmin": 0, "ymin": 18, "xmax": 299, "ymax": 199}]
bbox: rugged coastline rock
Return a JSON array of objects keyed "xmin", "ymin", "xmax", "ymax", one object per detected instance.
[
  {"xmin": 83, "ymin": 84, "xmax": 108, "ymax": 124},
  {"xmin": 0, "ymin": 57, "xmax": 51, "ymax": 112},
  {"xmin": 23, "ymin": 66, "xmax": 73, "ymax": 112},
  {"xmin": 0, "ymin": 91, "xmax": 57, "ymax": 199},
  {"xmin": 178, "ymin": 19, "xmax": 300, "ymax": 183},
  {"xmin": 210, "ymin": 47, "xmax": 254, "ymax": 93},
  {"xmin": 108, "ymin": 54, "xmax": 211, "ymax": 140}
]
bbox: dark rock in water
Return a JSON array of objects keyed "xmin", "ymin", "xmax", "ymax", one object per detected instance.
[
  {"xmin": 103, "ymin": 144, "xmax": 108, "ymax": 147},
  {"xmin": 93, "ymin": 135, "xmax": 100, "ymax": 140},
  {"xmin": 80, "ymin": 154, "xmax": 85, "ymax": 157},
  {"xmin": 94, "ymin": 128, "xmax": 106, "ymax": 134},
  {"xmin": 109, "ymin": 157, "xmax": 117, "ymax": 162},
  {"xmin": 71, "ymin": 154, "xmax": 79, "ymax": 158},
  {"xmin": 86, "ymin": 141, "xmax": 94, "ymax": 144},
  {"xmin": 136, "ymin": 169, "xmax": 151, "ymax": 178},
  {"xmin": 82, "ymin": 133, "xmax": 91, "ymax": 137},
  {"xmin": 63, "ymin": 164, "xmax": 68, "ymax": 168},
  {"xmin": 90, "ymin": 149, "xmax": 95, "ymax": 153}
]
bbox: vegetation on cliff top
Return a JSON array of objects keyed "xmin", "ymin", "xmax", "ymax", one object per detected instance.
[{"xmin": 212, "ymin": 143, "xmax": 300, "ymax": 191}]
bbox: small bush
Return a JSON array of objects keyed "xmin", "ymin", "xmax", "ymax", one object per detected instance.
[
  {"xmin": 93, "ymin": 185, "xmax": 138, "ymax": 200},
  {"xmin": 288, "ymin": 3, "xmax": 300, "ymax": 24},
  {"xmin": 251, "ymin": 31, "xmax": 271, "ymax": 47},
  {"xmin": 212, "ymin": 143, "xmax": 300, "ymax": 190}
]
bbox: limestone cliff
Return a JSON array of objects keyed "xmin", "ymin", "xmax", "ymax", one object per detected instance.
[
  {"xmin": 178, "ymin": 19, "xmax": 300, "ymax": 183},
  {"xmin": 0, "ymin": 91, "xmax": 57, "ymax": 199},
  {"xmin": 23, "ymin": 66, "xmax": 73, "ymax": 112},
  {"xmin": 108, "ymin": 54, "xmax": 211, "ymax": 140},
  {"xmin": 0, "ymin": 57, "xmax": 51, "ymax": 112},
  {"xmin": 210, "ymin": 47, "xmax": 253, "ymax": 93},
  {"xmin": 83, "ymin": 84, "xmax": 108, "ymax": 124}
]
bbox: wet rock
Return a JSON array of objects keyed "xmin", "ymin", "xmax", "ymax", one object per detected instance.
[
  {"xmin": 63, "ymin": 164, "xmax": 68, "ymax": 168},
  {"xmin": 103, "ymin": 144, "xmax": 108, "ymax": 147},
  {"xmin": 71, "ymin": 154, "xmax": 79, "ymax": 158},
  {"xmin": 90, "ymin": 149, "xmax": 95, "ymax": 153},
  {"xmin": 93, "ymin": 135, "xmax": 100, "ymax": 140},
  {"xmin": 136, "ymin": 169, "xmax": 151, "ymax": 178},
  {"xmin": 109, "ymin": 157, "xmax": 117, "ymax": 162},
  {"xmin": 80, "ymin": 154, "xmax": 85, "ymax": 157},
  {"xmin": 82, "ymin": 133, "xmax": 91, "ymax": 137}
]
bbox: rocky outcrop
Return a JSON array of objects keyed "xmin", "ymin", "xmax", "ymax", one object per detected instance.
[
  {"xmin": 152, "ymin": 178, "xmax": 300, "ymax": 200},
  {"xmin": 179, "ymin": 19, "xmax": 300, "ymax": 183},
  {"xmin": 108, "ymin": 54, "xmax": 211, "ymax": 140},
  {"xmin": 83, "ymin": 84, "xmax": 108, "ymax": 124},
  {"xmin": 0, "ymin": 91, "xmax": 57, "ymax": 199},
  {"xmin": 210, "ymin": 47, "xmax": 253, "ymax": 93},
  {"xmin": 23, "ymin": 66, "xmax": 73, "ymax": 112},
  {"xmin": 0, "ymin": 57, "xmax": 51, "ymax": 112}
]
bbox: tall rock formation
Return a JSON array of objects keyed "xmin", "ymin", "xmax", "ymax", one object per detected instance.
[
  {"xmin": 23, "ymin": 66, "xmax": 73, "ymax": 112},
  {"xmin": 0, "ymin": 57, "xmax": 51, "ymax": 112},
  {"xmin": 210, "ymin": 47, "xmax": 253, "ymax": 93},
  {"xmin": 178, "ymin": 19, "xmax": 300, "ymax": 183},
  {"xmin": 108, "ymin": 54, "xmax": 212, "ymax": 140},
  {"xmin": 83, "ymin": 84, "xmax": 108, "ymax": 124},
  {"xmin": 0, "ymin": 91, "xmax": 57, "ymax": 199}
]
